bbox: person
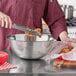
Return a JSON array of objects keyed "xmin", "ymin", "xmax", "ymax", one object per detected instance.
[{"xmin": 0, "ymin": 0, "xmax": 76, "ymax": 50}]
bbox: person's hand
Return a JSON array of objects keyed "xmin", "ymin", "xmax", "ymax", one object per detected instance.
[
  {"xmin": 59, "ymin": 31, "xmax": 76, "ymax": 43},
  {"xmin": 0, "ymin": 12, "xmax": 12, "ymax": 29}
]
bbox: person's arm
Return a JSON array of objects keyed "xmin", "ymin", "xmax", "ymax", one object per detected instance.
[
  {"xmin": 43, "ymin": 0, "xmax": 67, "ymax": 40},
  {"xmin": 43, "ymin": 0, "xmax": 76, "ymax": 42},
  {"xmin": 59, "ymin": 31, "xmax": 76, "ymax": 42}
]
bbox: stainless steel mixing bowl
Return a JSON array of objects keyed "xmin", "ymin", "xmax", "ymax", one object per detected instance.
[{"xmin": 7, "ymin": 34, "xmax": 54, "ymax": 59}]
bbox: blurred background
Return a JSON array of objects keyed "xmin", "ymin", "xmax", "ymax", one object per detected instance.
[{"xmin": 58, "ymin": 0, "xmax": 76, "ymax": 17}]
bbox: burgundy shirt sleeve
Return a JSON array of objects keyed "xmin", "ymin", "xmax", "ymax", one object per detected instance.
[
  {"xmin": 0, "ymin": 2, "xmax": 1, "ymax": 10},
  {"xmin": 43, "ymin": 0, "xmax": 67, "ymax": 40}
]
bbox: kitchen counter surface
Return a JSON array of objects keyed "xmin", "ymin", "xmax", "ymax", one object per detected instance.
[{"xmin": 0, "ymin": 50, "xmax": 76, "ymax": 76}]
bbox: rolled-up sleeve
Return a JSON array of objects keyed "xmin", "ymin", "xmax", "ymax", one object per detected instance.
[{"xmin": 43, "ymin": 0, "xmax": 67, "ymax": 40}]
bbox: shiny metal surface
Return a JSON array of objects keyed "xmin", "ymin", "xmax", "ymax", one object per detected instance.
[
  {"xmin": 0, "ymin": 50, "xmax": 76, "ymax": 76},
  {"xmin": 3, "ymin": 50, "xmax": 76, "ymax": 74},
  {"xmin": 61, "ymin": 5, "xmax": 74, "ymax": 19},
  {"xmin": 7, "ymin": 34, "xmax": 53, "ymax": 59},
  {"xmin": 12, "ymin": 24, "xmax": 41, "ymax": 36}
]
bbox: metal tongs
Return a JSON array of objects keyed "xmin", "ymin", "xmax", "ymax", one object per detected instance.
[{"xmin": 12, "ymin": 23, "xmax": 41, "ymax": 36}]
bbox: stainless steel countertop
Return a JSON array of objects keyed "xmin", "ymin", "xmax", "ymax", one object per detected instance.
[{"xmin": 0, "ymin": 50, "xmax": 76, "ymax": 76}]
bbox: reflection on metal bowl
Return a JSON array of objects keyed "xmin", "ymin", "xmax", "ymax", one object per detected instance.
[{"xmin": 7, "ymin": 34, "xmax": 54, "ymax": 59}]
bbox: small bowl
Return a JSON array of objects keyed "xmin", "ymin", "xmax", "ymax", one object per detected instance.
[{"xmin": 0, "ymin": 52, "xmax": 8, "ymax": 65}]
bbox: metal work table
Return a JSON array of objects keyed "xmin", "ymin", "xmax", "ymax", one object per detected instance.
[{"xmin": 0, "ymin": 50, "xmax": 76, "ymax": 76}]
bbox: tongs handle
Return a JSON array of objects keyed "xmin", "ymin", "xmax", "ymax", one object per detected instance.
[{"xmin": 12, "ymin": 23, "xmax": 41, "ymax": 36}]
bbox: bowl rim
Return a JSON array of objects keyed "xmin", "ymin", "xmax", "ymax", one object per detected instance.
[{"xmin": 7, "ymin": 34, "xmax": 54, "ymax": 42}]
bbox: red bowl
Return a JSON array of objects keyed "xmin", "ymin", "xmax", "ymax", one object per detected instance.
[{"xmin": 0, "ymin": 52, "xmax": 8, "ymax": 65}]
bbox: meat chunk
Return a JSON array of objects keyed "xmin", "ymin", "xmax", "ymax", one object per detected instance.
[{"xmin": 53, "ymin": 45, "xmax": 74, "ymax": 68}]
